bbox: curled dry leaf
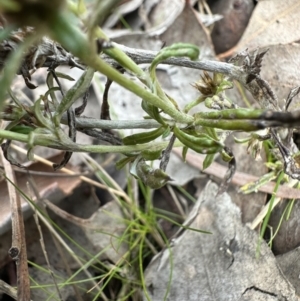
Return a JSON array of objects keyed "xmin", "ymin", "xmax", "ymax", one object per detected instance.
[{"xmin": 0, "ymin": 153, "xmax": 82, "ymax": 236}]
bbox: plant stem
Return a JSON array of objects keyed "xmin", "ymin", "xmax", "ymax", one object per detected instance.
[
  {"xmin": 103, "ymin": 43, "xmax": 244, "ymax": 79},
  {"xmin": 94, "ymin": 28, "xmax": 147, "ymax": 79},
  {"xmin": 0, "ymin": 130, "xmax": 29, "ymax": 143},
  {"xmin": 0, "ymin": 129, "xmax": 183, "ymax": 153},
  {"xmin": 50, "ymin": 13, "xmax": 194, "ymax": 124},
  {"xmin": 61, "ymin": 117, "xmax": 161, "ymax": 130},
  {"xmin": 84, "ymin": 54, "xmax": 194, "ymax": 124}
]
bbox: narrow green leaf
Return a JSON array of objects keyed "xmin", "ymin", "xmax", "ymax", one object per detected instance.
[
  {"xmin": 203, "ymin": 154, "xmax": 215, "ymax": 170},
  {"xmin": 55, "ymin": 72, "xmax": 75, "ymax": 81},
  {"xmin": 141, "ymin": 148, "xmax": 162, "ymax": 160},
  {"xmin": 204, "ymin": 127, "xmax": 219, "ymax": 141},
  {"xmin": 182, "ymin": 146, "xmax": 188, "ymax": 162},
  {"xmin": 123, "ymin": 127, "xmax": 166, "ymax": 145},
  {"xmin": 116, "ymin": 156, "xmax": 134, "ymax": 170},
  {"xmin": 33, "ymin": 98, "xmax": 53, "ymax": 130},
  {"xmin": 173, "ymin": 126, "xmax": 222, "ymax": 154},
  {"xmin": 46, "ymin": 72, "xmax": 59, "ymax": 107},
  {"xmin": 54, "ymin": 67, "xmax": 94, "ymax": 126},
  {"xmin": 10, "ymin": 125, "xmax": 34, "ymax": 135},
  {"xmin": 256, "ymin": 171, "xmax": 285, "ymax": 257}
]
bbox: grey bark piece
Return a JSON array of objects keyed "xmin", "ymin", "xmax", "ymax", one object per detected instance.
[
  {"xmin": 277, "ymin": 247, "xmax": 300, "ymax": 296},
  {"xmin": 144, "ymin": 182, "xmax": 297, "ymax": 301}
]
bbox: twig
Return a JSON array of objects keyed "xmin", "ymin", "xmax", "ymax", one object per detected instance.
[
  {"xmin": 103, "ymin": 43, "xmax": 243, "ymax": 80},
  {"xmin": 101, "ymin": 78, "xmax": 113, "ymax": 121},
  {"xmin": 160, "ymin": 134, "xmax": 176, "ymax": 171},
  {"xmin": 0, "ymin": 148, "xmax": 31, "ymax": 301},
  {"xmin": 62, "ymin": 115, "xmax": 162, "ymax": 130},
  {"xmin": 0, "ymin": 35, "xmax": 245, "ymax": 91},
  {"xmin": 0, "ymin": 166, "xmax": 89, "ymax": 177},
  {"xmin": 0, "ymin": 280, "xmax": 17, "ymax": 300},
  {"xmin": 0, "ymin": 110, "xmax": 162, "ymax": 130}
]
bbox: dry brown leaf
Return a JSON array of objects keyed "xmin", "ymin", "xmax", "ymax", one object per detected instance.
[
  {"xmin": 103, "ymin": 0, "xmax": 144, "ymax": 29},
  {"xmin": 236, "ymin": 0, "xmax": 300, "ymax": 51},
  {"xmin": 160, "ymin": 3, "xmax": 214, "ymax": 58},
  {"xmin": 146, "ymin": 0, "xmax": 185, "ymax": 31},
  {"xmin": 0, "ymin": 153, "xmax": 82, "ymax": 236},
  {"xmin": 210, "ymin": 0, "xmax": 254, "ymax": 54},
  {"xmin": 259, "ymin": 43, "xmax": 300, "ymax": 109}
]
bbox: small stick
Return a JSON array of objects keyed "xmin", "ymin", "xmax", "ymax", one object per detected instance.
[{"xmin": 0, "ymin": 148, "xmax": 31, "ymax": 301}]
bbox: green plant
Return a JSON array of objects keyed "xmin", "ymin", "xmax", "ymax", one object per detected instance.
[
  {"xmin": 1, "ymin": 0, "xmax": 300, "ymax": 299},
  {"xmin": 1, "ymin": 1, "xmax": 300, "ymax": 190}
]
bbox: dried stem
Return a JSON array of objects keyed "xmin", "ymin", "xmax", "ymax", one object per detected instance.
[
  {"xmin": 103, "ymin": 43, "xmax": 243, "ymax": 79},
  {"xmin": 0, "ymin": 148, "xmax": 31, "ymax": 301}
]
